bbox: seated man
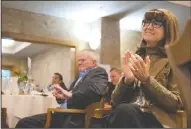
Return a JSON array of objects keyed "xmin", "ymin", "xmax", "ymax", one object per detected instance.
[
  {"xmin": 47, "ymin": 72, "xmax": 68, "ymax": 92},
  {"xmin": 104, "ymin": 68, "xmax": 122, "ymax": 108},
  {"xmin": 15, "ymin": 49, "xmax": 108, "ymax": 128}
]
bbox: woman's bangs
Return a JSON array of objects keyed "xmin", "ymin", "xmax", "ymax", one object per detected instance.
[{"xmin": 144, "ymin": 10, "xmax": 165, "ymax": 22}]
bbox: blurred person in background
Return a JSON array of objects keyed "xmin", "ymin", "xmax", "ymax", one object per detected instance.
[
  {"xmin": 47, "ymin": 73, "xmax": 68, "ymax": 92},
  {"xmin": 104, "ymin": 68, "xmax": 122, "ymax": 108}
]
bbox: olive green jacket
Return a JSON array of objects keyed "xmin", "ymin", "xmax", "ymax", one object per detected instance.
[{"xmin": 112, "ymin": 58, "xmax": 183, "ymax": 128}]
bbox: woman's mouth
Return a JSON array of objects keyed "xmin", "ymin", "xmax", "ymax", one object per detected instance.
[{"xmin": 145, "ymin": 31, "xmax": 155, "ymax": 35}]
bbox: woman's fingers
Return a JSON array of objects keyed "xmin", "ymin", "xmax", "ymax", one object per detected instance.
[
  {"xmin": 128, "ymin": 62, "xmax": 135, "ymax": 71},
  {"xmin": 135, "ymin": 54, "xmax": 146, "ymax": 68},
  {"xmin": 125, "ymin": 51, "xmax": 131, "ymax": 64},
  {"xmin": 130, "ymin": 54, "xmax": 142, "ymax": 70},
  {"xmin": 122, "ymin": 56, "xmax": 127, "ymax": 65},
  {"xmin": 145, "ymin": 56, "xmax": 151, "ymax": 69}
]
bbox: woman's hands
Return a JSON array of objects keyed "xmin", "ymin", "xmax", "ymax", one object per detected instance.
[
  {"xmin": 129, "ymin": 54, "xmax": 151, "ymax": 84},
  {"xmin": 122, "ymin": 52, "xmax": 135, "ymax": 85},
  {"xmin": 122, "ymin": 51, "xmax": 151, "ymax": 84}
]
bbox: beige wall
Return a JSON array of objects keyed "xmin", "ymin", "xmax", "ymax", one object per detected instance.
[{"xmin": 31, "ymin": 46, "xmax": 75, "ymax": 89}]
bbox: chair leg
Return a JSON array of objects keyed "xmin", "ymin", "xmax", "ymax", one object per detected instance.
[
  {"xmin": 85, "ymin": 114, "xmax": 90, "ymax": 128},
  {"xmin": 45, "ymin": 110, "xmax": 52, "ymax": 128},
  {"xmin": 176, "ymin": 111, "xmax": 187, "ymax": 128}
]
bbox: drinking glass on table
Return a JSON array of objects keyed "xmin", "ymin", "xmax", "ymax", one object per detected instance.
[
  {"xmin": 42, "ymin": 85, "xmax": 49, "ymax": 93},
  {"xmin": 3, "ymin": 78, "xmax": 11, "ymax": 95},
  {"xmin": 48, "ymin": 85, "xmax": 57, "ymax": 92},
  {"xmin": 41, "ymin": 85, "xmax": 55, "ymax": 96},
  {"xmin": 2, "ymin": 78, "xmax": 8, "ymax": 94},
  {"xmin": 22, "ymin": 80, "xmax": 29, "ymax": 94}
]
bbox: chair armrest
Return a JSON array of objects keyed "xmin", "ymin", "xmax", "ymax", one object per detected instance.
[
  {"xmin": 176, "ymin": 110, "xmax": 186, "ymax": 116},
  {"xmin": 47, "ymin": 108, "xmax": 86, "ymax": 114},
  {"xmin": 93, "ymin": 108, "xmax": 112, "ymax": 118},
  {"xmin": 45, "ymin": 108, "xmax": 86, "ymax": 128}
]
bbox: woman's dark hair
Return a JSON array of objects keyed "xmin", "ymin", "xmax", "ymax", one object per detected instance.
[
  {"xmin": 54, "ymin": 73, "xmax": 63, "ymax": 81},
  {"xmin": 54, "ymin": 73, "xmax": 68, "ymax": 91}
]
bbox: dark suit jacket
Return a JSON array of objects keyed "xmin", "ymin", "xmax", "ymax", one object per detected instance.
[
  {"xmin": 56, "ymin": 67, "xmax": 108, "ymax": 109},
  {"xmin": 52, "ymin": 67, "xmax": 108, "ymax": 127},
  {"xmin": 104, "ymin": 82, "xmax": 115, "ymax": 104}
]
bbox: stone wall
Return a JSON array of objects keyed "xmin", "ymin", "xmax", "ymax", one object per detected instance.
[
  {"xmin": 100, "ymin": 17, "xmax": 121, "ymax": 67},
  {"xmin": 31, "ymin": 46, "xmax": 75, "ymax": 88},
  {"xmin": 2, "ymin": 7, "xmax": 142, "ymax": 68},
  {"xmin": 2, "ymin": 56, "xmax": 27, "ymax": 71},
  {"xmin": 2, "ymin": 7, "xmax": 90, "ymax": 50}
]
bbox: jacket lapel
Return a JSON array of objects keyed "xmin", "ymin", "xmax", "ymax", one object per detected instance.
[
  {"xmin": 71, "ymin": 70, "xmax": 92, "ymax": 91},
  {"xmin": 150, "ymin": 58, "xmax": 169, "ymax": 78},
  {"xmin": 69, "ymin": 80, "xmax": 77, "ymax": 91}
]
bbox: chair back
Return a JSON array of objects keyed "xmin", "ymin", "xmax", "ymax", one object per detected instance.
[
  {"xmin": 166, "ymin": 19, "xmax": 191, "ymax": 127},
  {"xmin": 85, "ymin": 98, "xmax": 104, "ymax": 128}
]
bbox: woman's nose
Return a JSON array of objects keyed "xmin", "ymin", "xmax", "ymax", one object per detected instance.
[{"xmin": 147, "ymin": 23, "xmax": 154, "ymax": 29}]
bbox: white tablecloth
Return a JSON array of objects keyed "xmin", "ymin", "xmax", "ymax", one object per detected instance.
[{"xmin": 2, "ymin": 95, "xmax": 59, "ymax": 128}]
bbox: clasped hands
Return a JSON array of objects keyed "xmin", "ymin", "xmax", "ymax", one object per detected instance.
[
  {"xmin": 122, "ymin": 51, "xmax": 151, "ymax": 85},
  {"xmin": 52, "ymin": 85, "xmax": 72, "ymax": 100}
]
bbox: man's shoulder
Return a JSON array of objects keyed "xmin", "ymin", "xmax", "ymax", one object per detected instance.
[
  {"xmin": 91, "ymin": 67, "xmax": 107, "ymax": 73},
  {"xmin": 85, "ymin": 67, "xmax": 108, "ymax": 79}
]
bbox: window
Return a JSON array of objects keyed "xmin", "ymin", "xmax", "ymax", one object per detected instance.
[{"xmin": 1, "ymin": 69, "xmax": 11, "ymax": 79}]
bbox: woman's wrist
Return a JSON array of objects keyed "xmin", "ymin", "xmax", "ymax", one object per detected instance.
[
  {"xmin": 142, "ymin": 76, "xmax": 150, "ymax": 85},
  {"xmin": 124, "ymin": 77, "xmax": 134, "ymax": 86}
]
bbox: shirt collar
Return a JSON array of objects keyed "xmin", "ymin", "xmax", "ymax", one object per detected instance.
[
  {"xmin": 79, "ymin": 67, "xmax": 96, "ymax": 78},
  {"xmin": 79, "ymin": 69, "xmax": 90, "ymax": 78}
]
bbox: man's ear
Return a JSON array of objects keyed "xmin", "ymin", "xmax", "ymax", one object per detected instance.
[{"xmin": 93, "ymin": 60, "xmax": 96, "ymax": 65}]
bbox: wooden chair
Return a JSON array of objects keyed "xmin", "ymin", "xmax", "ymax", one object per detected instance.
[
  {"xmin": 44, "ymin": 98, "xmax": 104, "ymax": 128},
  {"xmin": 1, "ymin": 108, "xmax": 8, "ymax": 128},
  {"xmin": 166, "ymin": 19, "xmax": 191, "ymax": 128},
  {"xmin": 93, "ymin": 107, "xmax": 187, "ymax": 128}
]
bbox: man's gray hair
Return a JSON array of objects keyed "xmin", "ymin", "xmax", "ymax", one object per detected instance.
[{"xmin": 78, "ymin": 49, "xmax": 100, "ymax": 66}]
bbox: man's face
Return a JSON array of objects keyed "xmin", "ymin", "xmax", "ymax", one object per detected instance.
[
  {"xmin": 78, "ymin": 55, "xmax": 96, "ymax": 72},
  {"xmin": 110, "ymin": 70, "xmax": 121, "ymax": 86},
  {"xmin": 51, "ymin": 74, "xmax": 61, "ymax": 84}
]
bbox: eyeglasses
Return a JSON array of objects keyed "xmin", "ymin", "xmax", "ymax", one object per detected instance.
[{"xmin": 142, "ymin": 19, "xmax": 163, "ymax": 28}]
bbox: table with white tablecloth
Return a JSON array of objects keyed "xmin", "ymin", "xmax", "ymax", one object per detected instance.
[{"xmin": 2, "ymin": 95, "xmax": 59, "ymax": 128}]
